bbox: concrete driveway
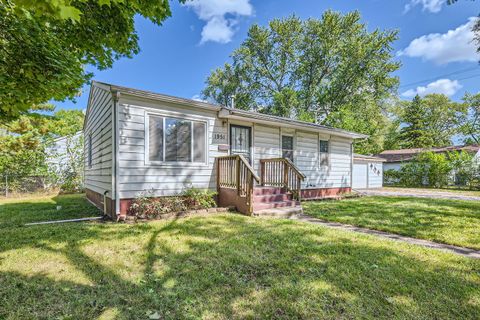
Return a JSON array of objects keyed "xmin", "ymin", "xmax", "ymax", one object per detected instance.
[{"xmin": 356, "ymin": 187, "xmax": 480, "ymax": 201}]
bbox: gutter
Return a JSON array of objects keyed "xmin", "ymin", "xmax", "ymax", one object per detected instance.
[
  {"xmin": 218, "ymin": 108, "xmax": 368, "ymax": 140},
  {"xmin": 112, "ymin": 90, "xmax": 121, "ymax": 217}
]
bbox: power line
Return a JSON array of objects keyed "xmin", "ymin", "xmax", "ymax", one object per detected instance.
[
  {"xmin": 399, "ymin": 66, "xmax": 479, "ymax": 88},
  {"xmin": 455, "ymin": 73, "xmax": 480, "ymax": 81}
]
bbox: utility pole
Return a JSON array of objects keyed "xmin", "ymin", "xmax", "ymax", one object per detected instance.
[{"xmin": 230, "ymin": 95, "xmax": 236, "ymax": 109}]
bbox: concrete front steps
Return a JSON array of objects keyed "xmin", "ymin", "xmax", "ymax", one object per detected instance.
[{"xmin": 252, "ymin": 186, "xmax": 303, "ymax": 217}]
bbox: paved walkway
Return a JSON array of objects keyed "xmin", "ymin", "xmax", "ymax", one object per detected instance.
[
  {"xmin": 291, "ymin": 214, "xmax": 480, "ymax": 259},
  {"xmin": 356, "ymin": 188, "xmax": 480, "ymax": 201}
]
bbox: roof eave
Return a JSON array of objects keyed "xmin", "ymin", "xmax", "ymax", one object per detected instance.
[
  {"xmin": 108, "ymin": 84, "xmax": 222, "ymax": 112},
  {"xmin": 220, "ymin": 108, "xmax": 368, "ymax": 139}
]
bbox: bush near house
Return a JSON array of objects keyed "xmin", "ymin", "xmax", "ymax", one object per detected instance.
[
  {"xmin": 129, "ymin": 188, "xmax": 217, "ymax": 219},
  {"xmin": 384, "ymin": 151, "xmax": 480, "ymax": 189}
]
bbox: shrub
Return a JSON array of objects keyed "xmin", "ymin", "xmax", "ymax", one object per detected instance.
[
  {"xmin": 387, "ymin": 150, "xmax": 479, "ymax": 189},
  {"xmin": 128, "ymin": 188, "xmax": 217, "ymax": 219},
  {"xmin": 182, "ymin": 187, "xmax": 217, "ymax": 209},
  {"xmin": 383, "ymin": 169, "xmax": 402, "ymax": 186}
]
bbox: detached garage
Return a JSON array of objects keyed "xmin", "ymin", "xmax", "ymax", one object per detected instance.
[{"xmin": 352, "ymin": 154, "xmax": 385, "ymax": 189}]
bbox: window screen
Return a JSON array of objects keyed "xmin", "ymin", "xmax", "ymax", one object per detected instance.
[
  {"xmin": 319, "ymin": 140, "xmax": 329, "ymax": 166},
  {"xmin": 282, "ymin": 135, "xmax": 294, "ymax": 162},
  {"xmin": 165, "ymin": 118, "xmax": 191, "ymax": 162},
  {"xmin": 193, "ymin": 122, "xmax": 206, "ymax": 163},
  {"xmin": 149, "ymin": 116, "xmax": 163, "ymax": 162}
]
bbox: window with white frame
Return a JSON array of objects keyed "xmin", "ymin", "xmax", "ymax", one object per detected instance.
[
  {"xmin": 282, "ymin": 135, "xmax": 294, "ymax": 162},
  {"xmin": 319, "ymin": 140, "xmax": 329, "ymax": 166},
  {"xmin": 147, "ymin": 115, "xmax": 206, "ymax": 164}
]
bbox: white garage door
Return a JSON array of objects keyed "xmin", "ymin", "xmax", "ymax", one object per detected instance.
[{"xmin": 352, "ymin": 163, "xmax": 368, "ymax": 189}]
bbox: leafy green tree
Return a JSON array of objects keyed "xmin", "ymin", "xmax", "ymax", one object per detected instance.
[
  {"xmin": 0, "ymin": 107, "xmax": 84, "ymax": 181},
  {"xmin": 398, "ymin": 94, "xmax": 467, "ymax": 148},
  {"xmin": 398, "ymin": 95, "xmax": 431, "ymax": 148},
  {"xmin": 398, "ymin": 152, "xmax": 452, "ymax": 188},
  {"xmin": 461, "ymin": 93, "xmax": 480, "ymax": 144},
  {"xmin": 1, "ymin": 0, "xmax": 177, "ymax": 120},
  {"xmin": 202, "ymin": 12, "xmax": 400, "ymax": 141}
]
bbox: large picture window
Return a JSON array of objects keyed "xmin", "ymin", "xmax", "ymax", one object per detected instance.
[{"xmin": 148, "ymin": 115, "xmax": 206, "ymax": 164}]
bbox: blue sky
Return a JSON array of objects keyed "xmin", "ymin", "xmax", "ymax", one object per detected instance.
[{"xmin": 57, "ymin": 0, "xmax": 480, "ymax": 111}]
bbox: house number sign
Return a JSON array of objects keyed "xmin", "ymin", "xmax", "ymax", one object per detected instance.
[{"xmin": 212, "ymin": 132, "xmax": 227, "ymax": 144}]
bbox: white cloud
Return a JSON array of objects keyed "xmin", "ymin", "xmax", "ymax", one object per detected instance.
[
  {"xmin": 402, "ymin": 78, "xmax": 462, "ymax": 97},
  {"xmin": 191, "ymin": 94, "xmax": 207, "ymax": 102},
  {"xmin": 398, "ymin": 18, "xmax": 478, "ymax": 64},
  {"xmin": 404, "ymin": 0, "xmax": 447, "ymax": 13},
  {"xmin": 184, "ymin": 0, "xmax": 253, "ymax": 44}
]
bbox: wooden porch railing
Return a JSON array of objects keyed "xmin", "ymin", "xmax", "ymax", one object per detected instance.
[
  {"xmin": 260, "ymin": 158, "xmax": 306, "ymax": 200},
  {"xmin": 216, "ymin": 155, "xmax": 260, "ymax": 215}
]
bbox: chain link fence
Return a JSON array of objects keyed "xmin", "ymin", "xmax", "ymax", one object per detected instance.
[{"xmin": 0, "ymin": 175, "xmax": 59, "ymax": 197}]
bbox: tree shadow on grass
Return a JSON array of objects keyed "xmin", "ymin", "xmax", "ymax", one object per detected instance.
[
  {"xmin": 0, "ymin": 194, "xmax": 101, "ymax": 228},
  {"xmin": 303, "ymin": 196, "xmax": 480, "ymax": 249},
  {"xmin": 0, "ymin": 215, "xmax": 479, "ymax": 319}
]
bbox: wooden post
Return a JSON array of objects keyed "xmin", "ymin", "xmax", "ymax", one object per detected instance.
[
  {"xmin": 236, "ymin": 156, "xmax": 241, "ymax": 195},
  {"xmin": 297, "ymin": 176, "xmax": 301, "ymax": 201},
  {"xmin": 283, "ymin": 161, "xmax": 288, "ymax": 190},
  {"xmin": 247, "ymin": 173, "xmax": 254, "ymax": 216},
  {"xmin": 216, "ymin": 158, "xmax": 220, "ymax": 194},
  {"xmin": 260, "ymin": 161, "xmax": 265, "ymax": 186}
]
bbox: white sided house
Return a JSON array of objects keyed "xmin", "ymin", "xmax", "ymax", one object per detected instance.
[{"xmin": 84, "ymin": 81, "xmax": 367, "ymax": 218}]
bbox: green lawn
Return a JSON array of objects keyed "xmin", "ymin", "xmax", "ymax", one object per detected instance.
[
  {"xmin": 0, "ymin": 195, "xmax": 479, "ymax": 319},
  {"xmin": 383, "ymin": 187, "xmax": 480, "ymax": 197},
  {"xmin": 0, "ymin": 193, "xmax": 101, "ymax": 228},
  {"xmin": 303, "ymin": 196, "xmax": 480, "ymax": 250}
]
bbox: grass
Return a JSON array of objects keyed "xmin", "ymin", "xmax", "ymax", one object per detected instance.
[
  {"xmin": 0, "ymin": 193, "xmax": 101, "ymax": 228},
  {"xmin": 303, "ymin": 196, "xmax": 480, "ymax": 250},
  {"xmin": 383, "ymin": 187, "xmax": 480, "ymax": 197},
  {"xmin": 0, "ymin": 195, "xmax": 479, "ymax": 319}
]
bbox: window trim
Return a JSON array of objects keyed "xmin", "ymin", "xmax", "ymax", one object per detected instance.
[
  {"xmin": 145, "ymin": 112, "xmax": 209, "ymax": 167},
  {"xmin": 281, "ymin": 134, "xmax": 295, "ymax": 162},
  {"xmin": 319, "ymin": 139, "xmax": 330, "ymax": 167}
]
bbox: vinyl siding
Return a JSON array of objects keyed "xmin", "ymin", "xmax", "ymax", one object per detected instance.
[
  {"xmin": 114, "ymin": 95, "xmax": 354, "ymax": 198},
  {"xmin": 253, "ymin": 127, "xmax": 352, "ymax": 188},
  {"xmin": 253, "ymin": 124, "xmax": 281, "ymax": 173},
  {"xmin": 353, "ymin": 160, "xmax": 383, "ymax": 188},
  {"xmin": 296, "ymin": 131, "xmax": 352, "ymax": 188},
  {"xmin": 117, "ymin": 96, "xmax": 226, "ymax": 199},
  {"xmin": 84, "ymin": 86, "xmax": 114, "ymax": 196}
]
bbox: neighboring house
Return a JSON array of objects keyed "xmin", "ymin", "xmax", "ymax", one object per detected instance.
[
  {"xmin": 83, "ymin": 81, "xmax": 367, "ymax": 218},
  {"xmin": 46, "ymin": 131, "xmax": 83, "ymax": 174},
  {"xmin": 378, "ymin": 145, "xmax": 480, "ymax": 185},
  {"xmin": 378, "ymin": 145, "xmax": 480, "ymax": 171},
  {"xmin": 352, "ymin": 154, "xmax": 385, "ymax": 189}
]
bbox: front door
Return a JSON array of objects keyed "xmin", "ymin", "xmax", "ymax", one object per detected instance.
[{"xmin": 230, "ymin": 125, "xmax": 252, "ymax": 163}]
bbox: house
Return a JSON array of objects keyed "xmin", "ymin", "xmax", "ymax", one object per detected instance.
[
  {"xmin": 378, "ymin": 145, "xmax": 480, "ymax": 171},
  {"xmin": 46, "ymin": 131, "xmax": 83, "ymax": 175},
  {"xmin": 83, "ymin": 81, "xmax": 367, "ymax": 218},
  {"xmin": 378, "ymin": 145, "xmax": 480, "ymax": 185},
  {"xmin": 352, "ymin": 154, "xmax": 386, "ymax": 189}
]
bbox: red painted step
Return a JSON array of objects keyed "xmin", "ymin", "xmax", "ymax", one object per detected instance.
[
  {"xmin": 253, "ymin": 186, "xmax": 285, "ymax": 196},
  {"xmin": 253, "ymin": 200, "xmax": 300, "ymax": 211},
  {"xmin": 253, "ymin": 193, "xmax": 292, "ymax": 203}
]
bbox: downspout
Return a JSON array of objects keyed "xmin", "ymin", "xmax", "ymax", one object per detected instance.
[
  {"xmin": 350, "ymin": 142, "xmax": 354, "ymax": 191},
  {"xmin": 103, "ymin": 190, "xmax": 109, "ymax": 216},
  {"xmin": 112, "ymin": 90, "xmax": 121, "ymax": 219}
]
